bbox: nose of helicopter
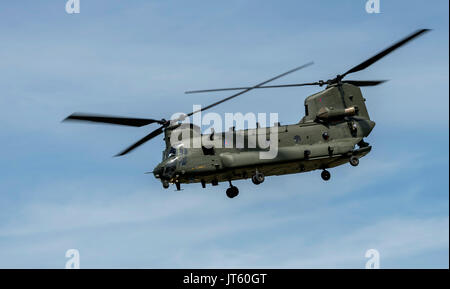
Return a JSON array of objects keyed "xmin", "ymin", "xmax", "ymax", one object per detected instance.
[
  {"xmin": 153, "ymin": 165, "xmax": 163, "ymax": 178},
  {"xmin": 153, "ymin": 159, "xmax": 178, "ymax": 180}
]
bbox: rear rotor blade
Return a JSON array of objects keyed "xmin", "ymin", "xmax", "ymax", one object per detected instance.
[
  {"xmin": 185, "ymin": 79, "xmax": 387, "ymax": 94},
  {"xmin": 115, "ymin": 126, "xmax": 165, "ymax": 156},
  {"xmin": 185, "ymin": 82, "xmax": 320, "ymax": 94},
  {"xmin": 343, "ymin": 80, "xmax": 388, "ymax": 87},
  {"xmin": 185, "ymin": 61, "xmax": 313, "ymax": 117},
  {"xmin": 64, "ymin": 113, "xmax": 165, "ymax": 127},
  {"xmin": 342, "ymin": 29, "xmax": 430, "ymax": 77}
]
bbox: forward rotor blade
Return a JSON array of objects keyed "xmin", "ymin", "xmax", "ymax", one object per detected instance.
[
  {"xmin": 343, "ymin": 80, "xmax": 388, "ymax": 86},
  {"xmin": 185, "ymin": 82, "xmax": 320, "ymax": 94},
  {"xmin": 342, "ymin": 29, "xmax": 430, "ymax": 77},
  {"xmin": 64, "ymin": 113, "xmax": 165, "ymax": 127},
  {"xmin": 186, "ymin": 61, "xmax": 313, "ymax": 117},
  {"xmin": 115, "ymin": 126, "xmax": 165, "ymax": 156}
]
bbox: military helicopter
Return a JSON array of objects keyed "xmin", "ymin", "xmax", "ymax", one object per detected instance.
[{"xmin": 64, "ymin": 29, "xmax": 429, "ymax": 198}]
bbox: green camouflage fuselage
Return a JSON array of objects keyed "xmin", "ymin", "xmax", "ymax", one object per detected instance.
[{"xmin": 153, "ymin": 83, "xmax": 375, "ymax": 185}]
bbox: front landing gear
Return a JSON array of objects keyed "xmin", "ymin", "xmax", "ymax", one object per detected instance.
[
  {"xmin": 321, "ymin": 169, "xmax": 331, "ymax": 181},
  {"xmin": 226, "ymin": 181, "xmax": 239, "ymax": 198}
]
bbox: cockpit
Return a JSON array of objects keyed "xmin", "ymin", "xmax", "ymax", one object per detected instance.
[
  {"xmin": 163, "ymin": 145, "xmax": 188, "ymax": 160},
  {"xmin": 155, "ymin": 145, "xmax": 188, "ymax": 180},
  {"xmin": 166, "ymin": 147, "xmax": 177, "ymax": 159}
]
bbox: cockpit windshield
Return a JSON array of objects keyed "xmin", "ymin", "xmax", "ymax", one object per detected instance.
[
  {"xmin": 163, "ymin": 146, "xmax": 178, "ymax": 160},
  {"xmin": 168, "ymin": 147, "xmax": 176, "ymax": 158}
]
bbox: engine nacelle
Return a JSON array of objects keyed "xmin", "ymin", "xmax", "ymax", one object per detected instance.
[{"xmin": 316, "ymin": 106, "xmax": 358, "ymax": 120}]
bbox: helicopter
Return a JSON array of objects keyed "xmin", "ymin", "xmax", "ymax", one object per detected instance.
[{"xmin": 64, "ymin": 29, "xmax": 429, "ymax": 198}]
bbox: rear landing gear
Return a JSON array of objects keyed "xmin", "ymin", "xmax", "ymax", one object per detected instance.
[
  {"xmin": 252, "ymin": 172, "xmax": 265, "ymax": 185},
  {"xmin": 349, "ymin": 156, "xmax": 359, "ymax": 167},
  {"xmin": 321, "ymin": 169, "xmax": 331, "ymax": 181},
  {"xmin": 226, "ymin": 182, "xmax": 239, "ymax": 199}
]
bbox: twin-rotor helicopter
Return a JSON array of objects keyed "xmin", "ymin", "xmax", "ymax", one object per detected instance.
[{"xmin": 64, "ymin": 29, "xmax": 429, "ymax": 198}]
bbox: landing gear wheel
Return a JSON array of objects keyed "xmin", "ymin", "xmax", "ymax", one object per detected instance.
[
  {"xmin": 226, "ymin": 186, "xmax": 239, "ymax": 198},
  {"xmin": 251, "ymin": 173, "xmax": 265, "ymax": 185},
  {"xmin": 162, "ymin": 181, "xmax": 170, "ymax": 189},
  {"xmin": 321, "ymin": 170, "xmax": 331, "ymax": 181},
  {"xmin": 349, "ymin": 156, "xmax": 360, "ymax": 167}
]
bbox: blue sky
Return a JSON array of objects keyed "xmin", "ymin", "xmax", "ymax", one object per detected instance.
[{"xmin": 0, "ymin": 0, "xmax": 448, "ymax": 268}]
